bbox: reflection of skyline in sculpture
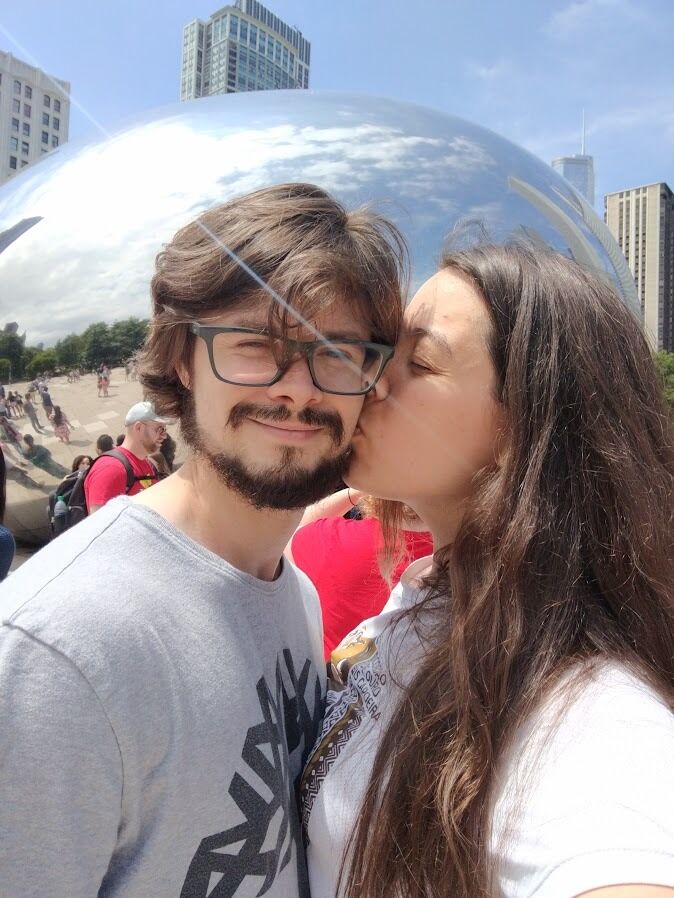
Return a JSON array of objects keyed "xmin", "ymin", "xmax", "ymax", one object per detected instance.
[{"xmin": 0, "ymin": 91, "xmax": 636, "ymax": 544}]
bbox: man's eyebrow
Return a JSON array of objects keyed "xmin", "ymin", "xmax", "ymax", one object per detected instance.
[{"xmin": 407, "ymin": 326, "xmax": 453, "ymax": 356}]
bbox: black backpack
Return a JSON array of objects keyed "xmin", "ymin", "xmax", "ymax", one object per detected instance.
[{"xmin": 48, "ymin": 449, "xmax": 157, "ymax": 536}]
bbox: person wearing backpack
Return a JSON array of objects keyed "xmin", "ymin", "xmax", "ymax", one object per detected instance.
[{"xmin": 84, "ymin": 401, "xmax": 166, "ymax": 513}]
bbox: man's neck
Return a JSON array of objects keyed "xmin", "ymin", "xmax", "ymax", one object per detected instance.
[
  {"xmin": 132, "ymin": 456, "xmax": 303, "ymax": 582},
  {"xmin": 121, "ymin": 437, "xmax": 146, "ymax": 459}
]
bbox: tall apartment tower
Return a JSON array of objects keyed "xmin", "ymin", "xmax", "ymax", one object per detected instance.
[
  {"xmin": 605, "ymin": 182, "xmax": 674, "ymax": 352},
  {"xmin": 552, "ymin": 112, "xmax": 595, "ymax": 206},
  {"xmin": 180, "ymin": 1, "xmax": 310, "ymax": 101},
  {"xmin": 0, "ymin": 51, "xmax": 70, "ymax": 187}
]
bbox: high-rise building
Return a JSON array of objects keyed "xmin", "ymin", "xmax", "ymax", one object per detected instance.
[
  {"xmin": 605, "ymin": 182, "xmax": 674, "ymax": 352},
  {"xmin": 551, "ymin": 111, "xmax": 595, "ymax": 206},
  {"xmin": 0, "ymin": 51, "xmax": 70, "ymax": 186},
  {"xmin": 552, "ymin": 154, "xmax": 595, "ymax": 206},
  {"xmin": 180, "ymin": 1, "xmax": 310, "ymax": 101}
]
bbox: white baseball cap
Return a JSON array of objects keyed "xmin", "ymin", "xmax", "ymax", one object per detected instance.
[{"xmin": 125, "ymin": 401, "xmax": 171, "ymax": 426}]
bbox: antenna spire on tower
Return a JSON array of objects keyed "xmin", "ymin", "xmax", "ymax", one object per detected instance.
[{"xmin": 581, "ymin": 109, "xmax": 586, "ymax": 155}]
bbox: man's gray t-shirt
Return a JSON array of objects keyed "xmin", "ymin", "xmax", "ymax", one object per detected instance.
[{"xmin": 0, "ymin": 497, "xmax": 325, "ymax": 897}]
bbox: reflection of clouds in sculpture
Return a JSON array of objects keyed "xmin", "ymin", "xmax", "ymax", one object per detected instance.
[
  {"xmin": 0, "ymin": 90, "xmax": 637, "ymax": 343},
  {"xmin": 0, "ymin": 91, "xmax": 638, "ymax": 544}
]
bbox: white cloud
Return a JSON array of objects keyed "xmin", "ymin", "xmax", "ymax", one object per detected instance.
[
  {"xmin": 466, "ymin": 60, "xmax": 511, "ymax": 82},
  {"xmin": 545, "ymin": 0, "xmax": 649, "ymax": 39}
]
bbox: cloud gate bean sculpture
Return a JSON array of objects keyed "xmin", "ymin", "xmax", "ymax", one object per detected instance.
[{"xmin": 0, "ymin": 91, "xmax": 638, "ymax": 545}]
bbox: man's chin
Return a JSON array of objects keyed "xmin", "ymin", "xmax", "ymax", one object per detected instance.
[{"xmin": 207, "ymin": 448, "xmax": 351, "ymax": 511}]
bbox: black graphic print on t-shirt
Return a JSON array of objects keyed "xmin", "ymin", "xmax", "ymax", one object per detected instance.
[{"xmin": 180, "ymin": 649, "xmax": 323, "ymax": 898}]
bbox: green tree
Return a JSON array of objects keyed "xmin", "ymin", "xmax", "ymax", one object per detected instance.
[
  {"xmin": 0, "ymin": 358, "xmax": 11, "ymax": 383},
  {"xmin": 26, "ymin": 349, "xmax": 58, "ymax": 379},
  {"xmin": 55, "ymin": 333, "xmax": 84, "ymax": 369},
  {"xmin": 654, "ymin": 351, "xmax": 674, "ymax": 415},
  {"xmin": 109, "ymin": 317, "xmax": 148, "ymax": 361},
  {"xmin": 80, "ymin": 322, "xmax": 115, "ymax": 370},
  {"xmin": 0, "ymin": 332, "xmax": 26, "ymax": 380}
]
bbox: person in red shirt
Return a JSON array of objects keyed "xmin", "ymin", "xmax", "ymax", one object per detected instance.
[
  {"xmin": 289, "ymin": 489, "xmax": 433, "ymax": 659},
  {"xmin": 84, "ymin": 401, "xmax": 169, "ymax": 512}
]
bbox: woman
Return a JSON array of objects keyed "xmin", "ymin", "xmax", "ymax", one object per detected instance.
[
  {"xmin": 70, "ymin": 455, "xmax": 92, "ymax": 473},
  {"xmin": 51, "ymin": 405, "xmax": 71, "ymax": 443},
  {"xmin": 301, "ymin": 244, "xmax": 674, "ymax": 898}
]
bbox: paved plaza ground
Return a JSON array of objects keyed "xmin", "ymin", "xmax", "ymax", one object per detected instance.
[{"xmin": 5, "ymin": 366, "xmax": 183, "ymax": 563}]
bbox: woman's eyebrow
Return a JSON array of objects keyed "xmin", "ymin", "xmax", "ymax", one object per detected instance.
[{"xmin": 407, "ymin": 326, "xmax": 453, "ymax": 357}]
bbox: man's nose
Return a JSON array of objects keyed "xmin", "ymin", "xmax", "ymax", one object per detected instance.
[{"xmin": 265, "ymin": 355, "xmax": 323, "ymax": 406}]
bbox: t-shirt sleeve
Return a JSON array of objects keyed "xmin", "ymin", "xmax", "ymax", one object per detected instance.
[
  {"xmin": 492, "ymin": 671, "xmax": 674, "ymax": 898},
  {"xmin": 0, "ymin": 625, "xmax": 123, "ymax": 897},
  {"xmin": 85, "ymin": 456, "xmax": 127, "ymax": 507}
]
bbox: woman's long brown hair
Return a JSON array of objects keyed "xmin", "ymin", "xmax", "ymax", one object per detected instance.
[{"xmin": 342, "ymin": 244, "xmax": 674, "ymax": 898}]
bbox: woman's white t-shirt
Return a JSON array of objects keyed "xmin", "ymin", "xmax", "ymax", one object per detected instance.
[{"xmin": 301, "ymin": 556, "xmax": 674, "ymax": 898}]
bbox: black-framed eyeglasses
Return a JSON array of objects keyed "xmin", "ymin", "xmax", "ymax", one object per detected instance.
[{"xmin": 190, "ymin": 324, "xmax": 395, "ymax": 396}]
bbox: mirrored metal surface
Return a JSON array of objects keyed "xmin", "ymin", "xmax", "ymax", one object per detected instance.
[{"xmin": 0, "ymin": 91, "xmax": 638, "ymax": 544}]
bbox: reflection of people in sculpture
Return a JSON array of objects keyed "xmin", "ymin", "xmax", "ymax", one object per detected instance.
[
  {"xmin": 301, "ymin": 245, "xmax": 674, "ymax": 898},
  {"xmin": 23, "ymin": 394, "xmax": 47, "ymax": 433},
  {"xmin": 0, "ymin": 447, "xmax": 15, "ymax": 581},
  {"xmin": 51, "ymin": 405, "xmax": 72, "ymax": 444},
  {"xmin": 19, "ymin": 434, "xmax": 68, "ymax": 478},
  {"xmin": 0, "ymin": 415, "xmax": 22, "ymax": 448},
  {"xmin": 0, "ymin": 182, "xmax": 408, "ymax": 897}
]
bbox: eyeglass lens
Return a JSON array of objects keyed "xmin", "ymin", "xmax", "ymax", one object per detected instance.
[{"xmin": 210, "ymin": 331, "xmax": 384, "ymax": 393}]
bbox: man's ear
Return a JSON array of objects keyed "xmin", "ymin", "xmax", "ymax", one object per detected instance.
[{"xmin": 175, "ymin": 362, "xmax": 191, "ymax": 391}]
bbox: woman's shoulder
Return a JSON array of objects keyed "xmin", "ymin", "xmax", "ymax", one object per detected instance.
[{"xmin": 492, "ymin": 661, "xmax": 674, "ymax": 898}]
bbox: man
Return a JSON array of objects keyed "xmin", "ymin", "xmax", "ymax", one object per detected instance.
[
  {"xmin": 0, "ymin": 183, "xmax": 405, "ymax": 897},
  {"xmin": 40, "ymin": 384, "xmax": 54, "ymax": 419},
  {"xmin": 96, "ymin": 432, "xmax": 115, "ymax": 454},
  {"xmin": 20, "ymin": 433, "xmax": 68, "ymax": 478},
  {"xmin": 84, "ymin": 401, "xmax": 166, "ymax": 512},
  {"xmin": 23, "ymin": 393, "xmax": 46, "ymax": 433}
]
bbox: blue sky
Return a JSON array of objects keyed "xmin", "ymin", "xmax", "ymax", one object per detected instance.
[{"xmin": 1, "ymin": 0, "xmax": 672, "ymax": 212}]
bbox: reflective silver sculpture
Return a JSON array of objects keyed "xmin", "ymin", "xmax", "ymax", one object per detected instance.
[{"xmin": 0, "ymin": 91, "xmax": 638, "ymax": 545}]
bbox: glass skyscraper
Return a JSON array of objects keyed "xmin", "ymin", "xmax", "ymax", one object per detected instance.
[
  {"xmin": 180, "ymin": 1, "xmax": 310, "ymax": 101},
  {"xmin": 551, "ymin": 154, "xmax": 595, "ymax": 207}
]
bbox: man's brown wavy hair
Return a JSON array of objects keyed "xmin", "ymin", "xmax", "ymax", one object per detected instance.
[
  {"xmin": 137, "ymin": 182, "xmax": 408, "ymax": 418},
  {"xmin": 342, "ymin": 243, "xmax": 674, "ymax": 898}
]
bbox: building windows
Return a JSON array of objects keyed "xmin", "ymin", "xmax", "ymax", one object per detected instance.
[
  {"xmin": 13, "ymin": 80, "xmax": 21, "ymax": 94},
  {"xmin": 9, "ymin": 156, "xmax": 17, "ymax": 169},
  {"xmin": 11, "ymin": 117, "xmax": 19, "ymax": 132},
  {"xmin": 10, "ymin": 137, "xmax": 18, "ymax": 151},
  {"xmin": 25, "ymin": 85, "xmax": 32, "ymax": 98},
  {"xmin": 42, "ymin": 130, "xmax": 49, "ymax": 144},
  {"xmin": 22, "ymin": 122, "xmax": 30, "ymax": 136},
  {"xmin": 51, "ymin": 135, "xmax": 59, "ymax": 148},
  {"xmin": 54, "ymin": 98, "xmax": 61, "ymax": 113},
  {"xmin": 240, "ymin": 20, "xmax": 248, "ymax": 41},
  {"xmin": 42, "ymin": 112, "xmax": 49, "ymax": 125},
  {"xmin": 230, "ymin": 14, "xmax": 239, "ymax": 36},
  {"xmin": 53, "ymin": 117, "xmax": 60, "ymax": 131},
  {"xmin": 44, "ymin": 94, "xmax": 51, "ymax": 107},
  {"xmin": 24, "ymin": 103, "xmax": 31, "ymax": 117},
  {"xmin": 12, "ymin": 97, "xmax": 20, "ymax": 113},
  {"xmin": 21, "ymin": 141, "xmax": 29, "ymax": 155}
]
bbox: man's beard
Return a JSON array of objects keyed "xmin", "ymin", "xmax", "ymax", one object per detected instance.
[{"xmin": 181, "ymin": 395, "xmax": 351, "ymax": 510}]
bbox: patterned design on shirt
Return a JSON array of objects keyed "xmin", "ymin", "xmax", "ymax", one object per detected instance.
[{"xmin": 300, "ymin": 628, "xmax": 388, "ymax": 839}]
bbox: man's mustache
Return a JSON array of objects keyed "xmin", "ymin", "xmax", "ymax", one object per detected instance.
[{"xmin": 228, "ymin": 402, "xmax": 345, "ymax": 447}]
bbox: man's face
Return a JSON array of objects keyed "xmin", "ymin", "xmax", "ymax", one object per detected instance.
[
  {"xmin": 181, "ymin": 300, "xmax": 372, "ymax": 510},
  {"xmin": 140, "ymin": 421, "xmax": 167, "ymax": 454}
]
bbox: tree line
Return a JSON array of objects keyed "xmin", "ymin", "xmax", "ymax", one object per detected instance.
[{"xmin": 0, "ymin": 318, "xmax": 148, "ymax": 383}]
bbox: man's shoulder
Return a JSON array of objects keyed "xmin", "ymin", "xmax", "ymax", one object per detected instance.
[{"xmin": 0, "ymin": 501, "xmax": 139, "ymax": 630}]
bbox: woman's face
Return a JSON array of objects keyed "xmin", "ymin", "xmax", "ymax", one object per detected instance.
[
  {"xmin": 347, "ymin": 268, "xmax": 504, "ymax": 539},
  {"xmin": 78, "ymin": 457, "xmax": 92, "ymax": 472}
]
